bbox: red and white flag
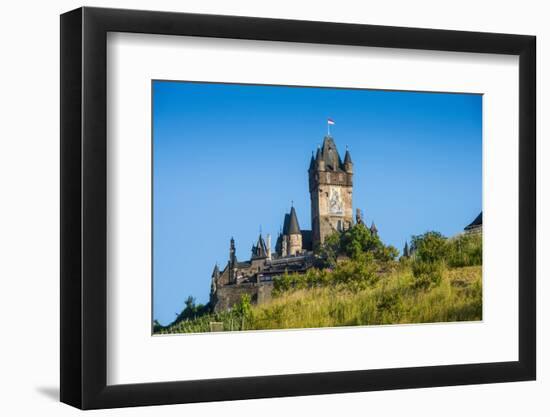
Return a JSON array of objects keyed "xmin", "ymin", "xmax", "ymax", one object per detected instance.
[{"xmin": 327, "ymin": 118, "xmax": 335, "ymax": 125}]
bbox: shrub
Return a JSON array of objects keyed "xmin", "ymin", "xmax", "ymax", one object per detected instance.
[
  {"xmin": 376, "ymin": 290, "xmax": 403, "ymax": 312},
  {"xmin": 410, "ymin": 231, "xmax": 448, "ymax": 263},
  {"xmin": 272, "ymin": 270, "xmax": 294, "ymax": 295},
  {"xmin": 331, "ymin": 252, "xmax": 379, "ymax": 290},
  {"xmin": 234, "ymin": 294, "xmax": 252, "ymax": 330},
  {"xmin": 445, "ymin": 233, "xmax": 482, "ymax": 267},
  {"xmin": 273, "ymin": 252, "xmax": 379, "ymax": 294},
  {"xmin": 411, "ymin": 260, "xmax": 445, "ymax": 289},
  {"xmin": 158, "ymin": 265, "xmax": 482, "ymax": 334}
]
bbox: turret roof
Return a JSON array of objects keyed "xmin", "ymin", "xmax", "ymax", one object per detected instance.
[
  {"xmin": 370, "ymin": 221, "xmax": 378, "ymax": 233},
  {"xmin": 344, "ymin": 148, "xmax": 352, "ymax": 164},
  {"xmin": 464, "ymin": 212, "xmax": 482, "ymax": 230},
  {"xmin": 319, "ymin": 136, "xmax": 345, "ymax": 172},
  {"xmin": 288, "ymin": 206, "xmax": 301, "ymax": 235}
]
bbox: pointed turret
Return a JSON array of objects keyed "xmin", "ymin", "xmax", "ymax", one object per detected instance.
[
  {"xmin": 251, "ymin": 233, "xmax": 268, "ymax": 259},
  {"xmin": 229, "ymin": 237, "xmax": 237, "ymax": 265},
  {"xmin": 210, "ymin": 263, "xmax": 219, "ymax": 302},
  {"xmin": 280, "ymin": 205, "xmax": 303, "ymax": 257},
  {"xmin": 288, "ymin": 206, "xmax": 301, "ymax": 235},
  {"xmin": 344, "ymin": 147, "xmax": 352, "ymax": 164},
  {"xmin": 370, "ymin": 222, "xmax": 378, "ymax": 237},
  {"xmin": 229, "ymin": 237, "xmax": 237, "ymax": 284},
  {"xmin": 344, "ymin": 147, "xmax": 353, "ymax": 173}
]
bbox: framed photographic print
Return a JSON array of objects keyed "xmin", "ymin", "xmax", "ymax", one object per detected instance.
[{"xmin": 60, "ymin": 7, "xmax": 536, "ymax": 410}]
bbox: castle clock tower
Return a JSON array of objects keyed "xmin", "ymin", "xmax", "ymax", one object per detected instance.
[{"xmin": 309, "ymin": 136, "xmax": 353, "ymax": 248}]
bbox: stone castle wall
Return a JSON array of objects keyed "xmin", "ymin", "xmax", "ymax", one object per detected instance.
[{"xmin": 213, "ymin": 282, "xmax": 273, "ymax": 312}]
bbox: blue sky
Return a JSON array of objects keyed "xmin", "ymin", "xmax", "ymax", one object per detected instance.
[{"xmin": 153, "ymin": 81, "xmax": 482, "ymax": 325}]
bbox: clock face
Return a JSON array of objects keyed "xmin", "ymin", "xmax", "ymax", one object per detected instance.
[{"xmin": 329, "ymin": 187, "xmax": 343, "ymax": 215}]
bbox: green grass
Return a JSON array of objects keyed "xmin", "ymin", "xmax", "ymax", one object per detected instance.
[{"xmin": 155, "ymin": 265, "xmax": 482, "ymax": 334}]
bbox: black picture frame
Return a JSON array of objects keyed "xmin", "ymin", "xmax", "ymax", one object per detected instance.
[{"xmin": 60, "ymin": 6, "xmax": 536, "ymax": 410}]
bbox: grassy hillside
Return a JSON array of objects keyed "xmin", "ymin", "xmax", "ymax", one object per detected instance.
[{"xmin": 155, "ymin": 264, "xmax": 481, "ymax": 334}]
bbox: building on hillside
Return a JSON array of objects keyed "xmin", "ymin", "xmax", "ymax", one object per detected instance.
[
  {"xmin": 209, "ymin": 134, "xmax": 375, "ymax": 312},
  {"xmin": 464, "ymin": 212, "xmax": 483, "ymax": 235}
]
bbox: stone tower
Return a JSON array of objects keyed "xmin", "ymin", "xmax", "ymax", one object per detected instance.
[
  {"xmin": 309, "ymin": 136, "xmax": 353, "ymax": 248},
  {"xmin": 278, "ymin": 206, "xmax": 303, "ymax": 257}
]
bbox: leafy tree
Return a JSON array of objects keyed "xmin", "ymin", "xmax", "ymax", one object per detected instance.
[
  {"xmin": 319, "ymin": 223, "xmax": 398, "ymax": 266},
  {"xmin": 340, "ymin": 223, "xmax": 375, "ymax": 258},
  {"xmin": 317, "ymin": 232, "xmax": 341, "ymax": 267},
  {"xmin": 410, "ymin": 231, "xmax": 448, "ymax": 263}
]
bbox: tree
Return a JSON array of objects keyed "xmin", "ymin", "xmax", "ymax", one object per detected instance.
[
  {"xmin": 319, "ymin": 223, "xmax": 398, "ymax": 266},
  {"xmin": 410, "ymin": 231, "xmax": 448, "ymax": 263},
  {"xmin": 409, "ymin": 232, "xmax": 448, "ymax": 289},
  {"xmin": 152, "ymin": 319, "xmax": 163, "ymax": 333},
  {"xmin": 317, "ymin": 232, "xmax": 341, "ymax": 267}
]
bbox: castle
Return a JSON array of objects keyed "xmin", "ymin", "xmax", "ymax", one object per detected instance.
[{"xmin": 209, "ymin": 135, "xmax": 377, "ymax": 312}]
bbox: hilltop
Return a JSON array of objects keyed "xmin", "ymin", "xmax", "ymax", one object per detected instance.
[{"xmin": 155, "ymin": 229, "xmax": 482, "ymax": 334}]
